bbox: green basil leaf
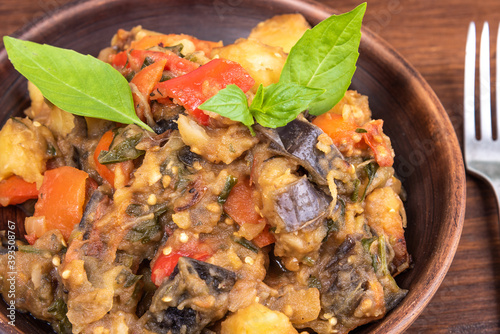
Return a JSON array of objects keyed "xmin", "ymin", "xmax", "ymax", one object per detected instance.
[
  {"xmin": 280, "ymin": 3, "xmax": 366, "ymax": 115},
  {"xmin": 250, "ymin": 84, "xmax": 264, "ymax": 110},
  {"xmin": 199, "ymin": 84, "xmax": 255, "ymax": 132},
  {"xmin": 3, "ymin": 36, "xmax": 153, "ymax": 132},
  {"xmin": 250, "ymin": 83, "xmax": 324, "ymax": 128}
]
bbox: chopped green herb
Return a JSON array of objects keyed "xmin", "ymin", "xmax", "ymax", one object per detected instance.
[
  {"xmin": 47, "ymin": 144, "xmax": 57, "ymax": 157},
  {"xmin": 125, "ymin": 203, "xmax": 168, "ymax": 243},
  {"xmin": 160, "ymin": 73, "xmax": 173, "ymax": 82},
  {"xmin": 323, "ymin": 218, "xmax": 339, "ymax": 242},
  {"xmin": 233, "ymin": 236, "xmax": 259, "ymax": 253},
  {"xmin": 126, "ymin": 204, "xmax": 144, "ymax": 217},
  {"xmin": 371, "ymin": 253, "xmax": 379, "ymax": 272},
  {"xmin": 124, "ymin": 71, "xmax": 136, "ymax": 82},
  {"xmin": 218, "ymin": 175, "xmax": 238, "ymax": 204},
  {"xmin": 302, "ymin": 256, "xmax": 316, "ymax": 267},
  {"xmin": 165, "ymin": 44, "xmax": 184, "ymax": 56},
  {"xmin": 17, "ymin": 244, "xmax": 47, "ymax": 255},
  {"xmin": 361, "ymin": 236, "xmax": 377, "ymax": 252},
  {"xmin": 116, "ymin": 269, "xmax": 143, "ymax": 288},
  {"xmin": 338, "ymin": 198, "xmax": 346, "ymax": 217},
  {"xmin": 126, "ymin": 219, "xmax": 160, "ymax": 244},
  {"xmin": 308, "ymin": 276, "xmax": 322, "ymax": 289},
  {"xmin": 351, "ymin": 179, "xmax": 360, "ymax": 202},
  {"xmin": 361, "ymin": 162, "xmax": 379, "ymax": 201},
  {"xmin": 141, "ymin": 56, "xmax": 155, "ymax": 69},
  {"xmin": 355, "ymin": 128, "xmax": 368, "ymax": 133},
  {"xmin": 48, "ymin": 298, "xmax": 68, "ymax": 321},
  {"xmin": 98, "ymin": 128, "xmax": 145, "ymax": 164},
  {"xmin": 378, "ymin": 235, "xmax": 389, "ymax": 275}
]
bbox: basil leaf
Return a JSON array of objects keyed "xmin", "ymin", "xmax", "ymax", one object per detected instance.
[
  {"xmin": 250, "ymin": 84, "xmax": 264, "ymax": 110},
  {"xmin": 199, "ymin": 84, "xmax": 255, "ymax": 132},
  {"xmin": 250, "ymin": 83, "xmax": 324, "ymax": 128},
  {"xmin": 280, "ymin": 3, "xmax": 366, "ymax": 115},
  {"xmin": 3, "ymin": 36, "xmax": 153, "ymax": 132}
]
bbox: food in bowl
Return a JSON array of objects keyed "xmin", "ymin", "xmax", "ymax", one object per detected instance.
[{"xmin": 0, "ymin": 3, "xmax": 411, "ymax": 333}]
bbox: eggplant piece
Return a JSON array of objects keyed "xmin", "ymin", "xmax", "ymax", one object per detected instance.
[
  {"xmin": 316, "ymin": 235, "xmax": 407, "ymax": 332},
  {"xmin": 147, "ymin": 257, "xmax": 236, "ymax": 334},
  {"xmin": 256, "ymin": 115, "xmax": 344, "ymax": 185},
  {"xmin": 177, "ymin": 145, "xmax": 202, "ymax": 167},
  {"xmin": 275, "ymin": 176, "xmax": 332, "ymax": 232},
  {"xmin": 154, "ymin": 117, "xmax": 178, "ymax": 134},
  {"xmin": 78, "ymin": 190, "xmax": 110, "ymax": 240}
]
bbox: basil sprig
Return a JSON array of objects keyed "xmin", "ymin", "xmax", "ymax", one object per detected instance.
[
  {"xmin": 200, "ymin": 82, "xmax": 324, "ymax": 131},
  {"xmin": 2, "ymin": 2, "xmax": 365, "ymax": 132},
  {"xmin": 200, "ymin": 3, "xmax": 366, "ymax": 128},
  {"xmin": 3, "ymin": 37, "xmax": 153, "ymax": 132}
]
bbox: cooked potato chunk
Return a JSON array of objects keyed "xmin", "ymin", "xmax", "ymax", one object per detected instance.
[
  {"xmin": 267, "ymin": 286, "xmax": 321, "ymax": 324},
  {"xmin": 248, "ymin": 14, "xmax": 310, "ymax": 53},
  {"xmin": 221, "ymin": 303, "xmax": 298, "ymax": 334},
  {"xmin": 26, "ymin": 81, "xmax": 75, "ymax": 138},
  {"xmin": 0, "ymin": 118, "xmax": 57, "ymax": 187},
  {"xmin": 177, "ymin": 114, "xmax": 258, "ymax": 164},
  {"xmin": 211, "ymin": 38, "xmax": 286, "ymax": 92},
  {"xmin": 365, "ymin": 187, "xmax": 410, "ymax": 274},
  {"xmin": 329, "ymin": 90, "xmax": 372, "ymax": 126}
]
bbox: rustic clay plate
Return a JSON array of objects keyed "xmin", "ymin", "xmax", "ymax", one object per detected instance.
[{"xmin": 0, "ymin": 0, "xmax": 466, "ymax": 333}]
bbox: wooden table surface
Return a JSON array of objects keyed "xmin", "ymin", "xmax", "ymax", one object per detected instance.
[{"xmin": 2, "ymin": 0, "xmax": 500, "ymax": 333}]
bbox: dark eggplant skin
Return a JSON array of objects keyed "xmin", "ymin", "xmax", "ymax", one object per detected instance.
[
  {"xmin": 177, "ymin": 145, "xmax": 203, "ymax": 167},
  {"xmin": 146, "ymin": 257, "xmax": 236, "ymax": 334},
  {"xmin": 78, "ymin": 189, "xmax": 110, "ymax": 241},
  {"xmin": 275, "ymin": 176, "xmax": 332, "ymax": 232},
  {"xmin": 154, "ymin": 118, "xmax": 178, "ymax": 134},
  {"xmin": 256, "ymin": 114, "xmax": 344, "ymax": 186}
]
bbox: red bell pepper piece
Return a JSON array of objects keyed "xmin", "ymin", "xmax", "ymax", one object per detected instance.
[
  {"xmin": 131, "ymin": 59, "xmax": 168, "ymax": 121},
  {"xmin": 223, "ymin": 179, "xmax": 262, "ymax": 226},
  {"xmin": 150, "ymin": 59, "xmax": 255, "ymax": 125},
  {"xmin": 94, "ymin": 130, "xmax": 115, "ymax": 186},
  {"xmin": 111, "ymin": 51, "xmax": 128, "ymax": 68},
  {"xmin": 93, "ymin": 130, "xmax": 135, "ymax": 188},
  {"xmin": 252, "ymin": 224, "xmax": 276, "ymax": 248},
  {"xmin": 362, "ymin": 120, "xmax": 394, "ymax": 167},
  {"xmin": 151, "ymin": 239, "xmax": 213, "ymax": 286},
  {"xmin": 223, "ymin": 179, "xmax": 275, "ymax": 247},
  {"xmin": 0, "ymin": 175, "xmax": 38, "ymax": 207}
]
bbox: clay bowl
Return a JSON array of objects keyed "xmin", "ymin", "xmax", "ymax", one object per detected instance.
[{"xmin": 0, "ymin": 0, "xmax": 466, "ymax": 333}]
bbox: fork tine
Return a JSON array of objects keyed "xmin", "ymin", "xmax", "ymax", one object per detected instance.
[
  {"xmin": 464, "ymin": 22, "xmax": 476, "ymax": 146},
  {"xmin": 480, "ymin": 22, "xmax": 493, "ymax": 140},
  {"xmin": 496, "ymin": 23, "xmax": 500, "ymax": 140}
]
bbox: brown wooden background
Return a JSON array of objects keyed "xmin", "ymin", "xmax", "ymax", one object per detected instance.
[{"xmin": 2, "ymin": 0, "xmax": 500, "ymax": 332}]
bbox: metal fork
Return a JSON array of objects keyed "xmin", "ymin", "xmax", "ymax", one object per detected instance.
[{"xmin": 464, "ymin": 22, "xmax": 500, "ymax": 218}]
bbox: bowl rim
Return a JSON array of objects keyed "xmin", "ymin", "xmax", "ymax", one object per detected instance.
[{"xmin": 0, "ymin": 0, "xmax": 466, "ymax": 333}]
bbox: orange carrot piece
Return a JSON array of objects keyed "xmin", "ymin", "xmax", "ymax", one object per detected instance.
[
  {"xmin": 0, "ymin": 175, "xmax": 38, "ymax": 207},
  {"xmin": 27, "ymin": 166, "xmax": 89, "ymax": 240}
]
